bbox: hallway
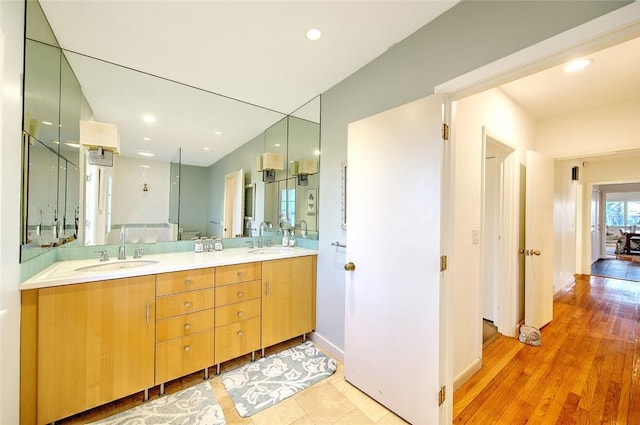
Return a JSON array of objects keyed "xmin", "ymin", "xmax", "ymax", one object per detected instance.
[{"xmin": 454, "ymin": 275, "xmax": 640, "ymax": 424}]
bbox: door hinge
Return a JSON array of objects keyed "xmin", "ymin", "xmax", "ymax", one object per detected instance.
[
  {"xmin": 438, "ymin": 385, "xmax": 446, "ymax": 406},
  {"xmin": 440, "ymin": 255, "xmax": 447, "ymax": 272},
  {"xmin": 442, "ymin": 123, "xmax": 449, "ymax": 141}
]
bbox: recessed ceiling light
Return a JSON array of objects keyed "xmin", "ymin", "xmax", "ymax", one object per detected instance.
[
  {"xmin": 52, "ymin": 140, "xmax": 59, "ymax": 145},
  {"xmin": 564, "ymin": 58, "xmax": 593, "ymax": 73},
  {"xmin": 204, "ymin": 147, "xmax": 210, "ymax": 151},
  {"xmin": 214, "ymin": 131, "xmax": 222, "ymax": 135},
  {"xmin": 143, "ymin": 114, "xmax": 156, "ymax": 124},
  {"xmin": 143, "ymin": 137, "xmax": 151, "ymax": 141},
  {"xmin": 64, "ymin": 142, "xmax": 80, "ymax": 148},
  {"xmin": 137, "ymin": 151, "xmax": 155, "ymax": 157},
  {"xmin": 314, "ymin": 149, "xmax": 321, "ymax": 156},
  {"xmin": 42, "ymin": 121, "xmax": 53, "ymax": 126},
  {"xmin": 306, "ymin": 28, "xmax": 322, "ymax": 41},
  {"xmin": 140, "ymin": 165, "xmax": 150, "ymax": 169},
  {"xmin": 275, "ymin": 143, "xmax": 281, "ymax": 147}
]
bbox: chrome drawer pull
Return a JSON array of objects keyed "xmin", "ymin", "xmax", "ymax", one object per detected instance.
[
  {"xmin": 237, "ymin": 271, "xmax": 243, "ymax": 279},
  {"xmin": 184, "ymin": 279, "xmax": 192, "ymax": 287},
  {"xmin": 184, "ymin": 345, "xmax": 191, "ymax": 352},
  {"xmin": 237, "ymin": 311, "xmax": 243, "ymax": 317},
  {"xmin": 184, "ymin": 323, "xmax": 191, "ymax": 330},
  {"xmin": 184, "ymin": 301, "xmax": 192, "ymax": 308},
  {"xmin": 237, "ymin": 331, "xmax": 243, "ymax": 337},
  {"xmin": 237, "ymin": 291, "xmax": 244, "ymax": 298}
]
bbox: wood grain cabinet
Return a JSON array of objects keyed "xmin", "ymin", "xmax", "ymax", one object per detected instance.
[
  {"xmin": 155, "ymin": 268, "xmax": 215, "ymax": 386},
  {"xmin": 261, "ymin": 256, "xmax": 317, "ymax": 349},
  {"xmin": 34, "ymin": 276, "xmax": 156, "ymax": 425},
  {"xmin": 214, "ymin": 262, "xmax": 262, "ymax": 366}
]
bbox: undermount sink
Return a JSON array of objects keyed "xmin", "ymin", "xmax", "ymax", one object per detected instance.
[
  {"xmin": 247, "ymin": 247, "xmax": 296, "ymax": 255},
  {"xmin": 75, "ymin": 259, "xmax": 160, "ymax": 272}
]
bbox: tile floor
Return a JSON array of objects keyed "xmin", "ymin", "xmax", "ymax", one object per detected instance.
[{"xmin": 590, "ymin": 258, "xmax": 640, "ymax": 281}]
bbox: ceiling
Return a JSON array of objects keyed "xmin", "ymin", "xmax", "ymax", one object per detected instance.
[
  {"xmin": 36, "ymin": 1, "xmax": 639, "ymax": 166},
  {"xmin": 38, "ymin": 0, "xmax": 458, "ymax": 166}
]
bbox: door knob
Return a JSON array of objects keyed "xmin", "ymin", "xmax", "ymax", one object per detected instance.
[
  {"xmin": 531, "ymin": 249, "xmax": 541, "ymax": 256},
  {"xmin": 344, "ymin": 262, "xmax": 356, "ymax": 271}
]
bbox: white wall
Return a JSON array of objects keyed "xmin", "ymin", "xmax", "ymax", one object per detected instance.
[
  {"xmin": 451, "ymin": 88, "xmax": 536, "ymax": 384},
  {"xmin": 0, "ymin": 1, "xmax": 24, "ymax": 423},
  {"xmin": 112, "ymin": 156, "xmax": 170, "ymax": 225},
  {"xmin": 536, "ymin": 99, "xmax": 640, "ymax": 158}
]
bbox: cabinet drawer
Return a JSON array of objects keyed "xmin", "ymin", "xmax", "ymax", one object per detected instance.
[
  {"xmin": 156, "ymin": 288, "xmax": 214, "ymax": 319},
  {"xmin": 215, "ymin": 317, "xmax": 260, "ymax": 364},
  {"xmin": 215, "ymin": 299, "xmax": 260, "ymax": 327},
  {"xmin": 156, "ymin": 268, "xmax": 214, "ymax": 296},
  {"xmin": 215, "ymin": 281, "xmax": 261, "ymax": 307},
  {"xmin": 156, "ymin": 309, "xmax": 214, "ymax": 342},
  {"xmin": 215, "ymin": 262, "xmax": 261, "ymax": 286},
  {"xmin": 155, "ymin": 329, "xmax": 214, "ymax": 384}
]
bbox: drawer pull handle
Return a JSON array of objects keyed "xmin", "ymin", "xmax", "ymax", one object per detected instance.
[
  {"xmin": 184, "ymin": 279, "xmax": 192, "ymax": 287},
  {"xmin": 237, "ymin": 271, "xmax": 243, "ymax": 279},
  {"xmin": 184, "ymin": 323, "xmax": 191, "ymax": 330},
  {"xmin": 237, "ymin": 291, "xmax": 244, "ymax": 298},
  {"xmin": 184, "ymin": 345, "xmax": 191, "ymax": 352},
  {"xmin": 237, "ymin": 311, "xmax": 243, "ymax": 317},
  {"xmin": 237, "ymin": 331, "xmax": 243, "ymax": 337},
  {"xmin": 184, "ymin": 301, "xmax": 192, "ymax": 308}
]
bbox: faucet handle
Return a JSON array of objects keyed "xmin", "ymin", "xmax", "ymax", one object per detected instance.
[
  {"xmin": 246, "ymin": 240, "xmax": 255, "ymax": 249},
  {"xmin": 95, "ymin": 250, "xmax": 109, "ymax": 262},
  {"xmin": 133, "ymin": 248, "xmax": 143, "ymax": 259}
]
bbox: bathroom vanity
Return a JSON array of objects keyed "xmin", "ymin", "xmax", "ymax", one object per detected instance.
[{"xmin": 20, "ymin": 247, "xmax": 317, "ymax": 425}]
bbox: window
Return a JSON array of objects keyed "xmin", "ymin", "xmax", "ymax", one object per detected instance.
[{"xmin": 605, "ymin": 198, "xmax": 640, "ymax": 227}]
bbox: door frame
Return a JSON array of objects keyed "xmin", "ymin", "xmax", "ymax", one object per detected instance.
[{"xmin": 433, "ymin": 2, "xmax": 640, "ymax": 408}]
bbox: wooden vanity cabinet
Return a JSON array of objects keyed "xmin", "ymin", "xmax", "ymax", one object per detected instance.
[
  {"xmin": 155, "ymin": 268, "xmax": 215, "ymax": 385},
  {"xmin": 214, "ymin": 262, "xmax": 262, "ymax": 364},
  {"xmin": 35, "ymin": 276, "xmax": 156, "ymax": 425},
  {"xmin": 261, "ymin": 256, "xmax": 317, "ymax": 348}
]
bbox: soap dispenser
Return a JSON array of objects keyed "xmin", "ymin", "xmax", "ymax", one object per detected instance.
[{"xmin": 282, "ymin": 230, "xmax": 289, "ymax": 247}]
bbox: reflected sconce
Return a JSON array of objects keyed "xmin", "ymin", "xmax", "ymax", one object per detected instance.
[
  {"xmin": 257, "ymin": 152, "xmax": 284, "ymax": 183},
  {"xmin": 79, "ymin": 120, "xmax": 120, "ymax": 167},
  {"xmin": 292, "ymin": 159, "xmax": 318, "ymax": 186}
]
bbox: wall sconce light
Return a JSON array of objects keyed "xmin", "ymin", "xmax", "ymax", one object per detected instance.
[
  {"xmin": 257, "ymin": 152, "xmax": 284, "ymax": 183},
  {"xmin": 80, "ymin": 120, "xmax": 120, "ymax": 167},
  {"xmin": 292, "ymin": 159, "xmax": 318, "ymax": 186}
]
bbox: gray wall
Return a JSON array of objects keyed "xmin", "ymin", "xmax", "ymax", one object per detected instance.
[
  {"xmin": 179, "ymin": 164, "xmax": 210, "ymax": 237},
  {"xmin": 315, "ymin": 1, "xmax": 629, "ymax": 356}
]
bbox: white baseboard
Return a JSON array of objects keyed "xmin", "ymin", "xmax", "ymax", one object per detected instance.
[
  {"xmin": 453, "ymin": 358, "xmax": 482, "ymax": 391},
  {"xmin": 311, "ymin": 331, "xmax": 344, "ymax": 363}
]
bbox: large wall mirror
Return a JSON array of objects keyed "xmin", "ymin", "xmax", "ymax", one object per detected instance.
[{"xmin": 21, "ymin": 0, "xmax": 320, "ymax": 262}]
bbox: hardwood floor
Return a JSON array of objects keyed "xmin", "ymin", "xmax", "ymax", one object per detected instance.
[{"xmin": 454, "ymin": 274, "xmax": 640, "ymax": 424}]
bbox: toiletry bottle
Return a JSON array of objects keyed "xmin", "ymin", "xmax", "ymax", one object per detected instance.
[
  {"xmin": 282, "ymin": 230, "xmax": 288, "ymax": 247},
  {"xmin": 288, "ymin": 230, "xmax": 296, "ymax": 247}
]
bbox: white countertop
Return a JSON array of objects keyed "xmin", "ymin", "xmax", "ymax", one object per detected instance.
[{"xmin": 21, "ymin": 246, "xmax": 318, "ymax": 290}]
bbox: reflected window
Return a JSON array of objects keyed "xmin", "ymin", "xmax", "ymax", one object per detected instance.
[{"xmin": 280, "ymin": 188, "xmax": 296, "ymax": 227}]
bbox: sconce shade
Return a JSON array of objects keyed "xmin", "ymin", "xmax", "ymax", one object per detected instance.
[
  {"xmin": 260, "ymin": 152, "xmax": 284, "ymax": 171},
  {"xmin": 80, "ymin": 120, "xmax": 120, "ymax": 154},
  {"xmin": 292, "ymin": 159, "xmax": 317, "ymax": 175}
]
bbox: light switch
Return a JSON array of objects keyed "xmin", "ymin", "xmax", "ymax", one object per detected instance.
[{"xmin": 472, "ymin": 229, "xmax": 480, "ymax": 245}]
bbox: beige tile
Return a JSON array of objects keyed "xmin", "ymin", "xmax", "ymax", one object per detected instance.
[
  {"xmin": 251, "ymin": 397, "xmax": 307, "ymax": 425},
  {"xmin": 334, "ymin": 408, "xmax": 376, "ymax": 425},
  {"xmin": 297, "ymin": 380, "xmax": 358, "ymax": 423},
  {"xmin": 375, "ymin": 411, "xmax": 410, "ymax": 425},
  {"xmin": 343, "ymin": 387, "xmax": 390, "ymax": 422},
  {"xmin": 291, "ymin": 415, "xmax": 316, "ymax": 425}
]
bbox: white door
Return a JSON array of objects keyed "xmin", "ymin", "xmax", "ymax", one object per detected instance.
[
  {"xmin": 223, "ymin": 168, "xmax": 244, "ymax": 238},
  {"xmin": 345, "ymin": 94, "xmax": 443, "ymax": 425},
  {"xmin": 524, "ymin": 151, "xmax": 554, "ymax": 330},
  {"xmin": 591, "ymin": 189, "xmax": 601, "ymax": 263}
]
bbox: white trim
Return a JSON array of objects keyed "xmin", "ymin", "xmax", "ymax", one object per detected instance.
[
  {"xmin": 453, "ymin": 358, "xmax": 482, "ymax": 392},
  {"xmin": 310, "ymin": 331, "xmax": 344, "ymax": 363},
  {"xmin": 435, "ymin": 2, "xmax": 640, "ymax": 99}
]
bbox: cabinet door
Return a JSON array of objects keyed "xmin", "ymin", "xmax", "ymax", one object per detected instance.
[
  {"xmin": 37, "ymin": 276, "xmax": 155, "ymax": 424},
  {"xmin": 261, "ymin": 256, "xmax": 316, "ymax": 348}
]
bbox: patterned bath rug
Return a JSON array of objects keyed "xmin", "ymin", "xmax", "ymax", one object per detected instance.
[
  {"xmin": 221, "ymin": 341, "xmax": 337, "ymax": 417},
  {"xmin": 89, "ymin": 381, "xmax": 225, "ymax": 425}
]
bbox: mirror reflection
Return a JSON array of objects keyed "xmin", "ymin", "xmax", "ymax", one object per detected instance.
[{"xmin": 21, "ymin": 0, "xmax": 320, "ymax": 262}]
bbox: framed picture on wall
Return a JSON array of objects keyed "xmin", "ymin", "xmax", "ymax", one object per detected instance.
[{"xmin": 307, "ymin": 188, "xmax": 316, "ymax": 215}]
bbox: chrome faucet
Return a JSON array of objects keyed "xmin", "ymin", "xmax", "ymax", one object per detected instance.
[
  {"xmin": 118, "ymin": 225, "xmax": 127, "ymax": 260},
  {"xmin": 258, "ymin": 221, "xmax": 268, "ymax": 248},
  {"xmin": 299, "ymin": 220, "xmax": 308, "ymax": 238}
]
